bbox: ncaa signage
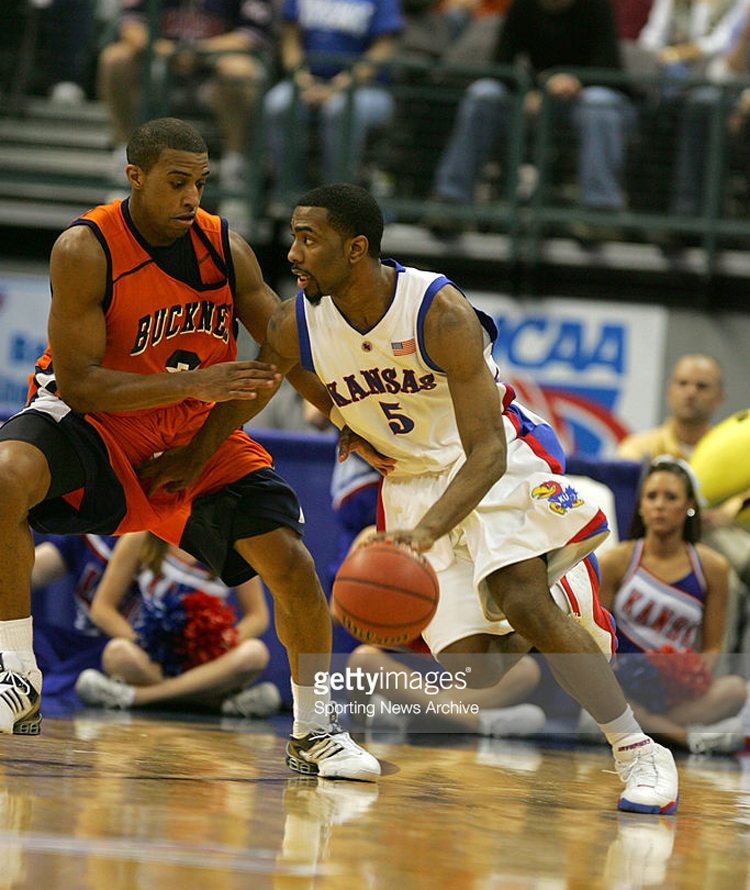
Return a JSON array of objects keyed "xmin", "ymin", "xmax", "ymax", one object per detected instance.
[
  {"xmin": 470, "ymin": 294, "xmax": 667, "ymax": 457},
  {"xmin": 0, "ymin": 272, "xmax": 49, "ymax": 419}
]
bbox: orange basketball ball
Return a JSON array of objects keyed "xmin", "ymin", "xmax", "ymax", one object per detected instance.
[{"xmin": 332, "ymin": 540, "xmax": 439, "ymax": 646}]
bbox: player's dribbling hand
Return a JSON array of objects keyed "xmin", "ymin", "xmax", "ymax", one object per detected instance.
[
  {"xmin": 337, "ymin": 425, "xmax": 396, "ymax": 476},
  {"xmin": 371, "ymin": 528, "xmax": 435, "ymax": 553},
  {"xmin": 191, "ymin": 361, "xmax": 281, "ymax": 403}
]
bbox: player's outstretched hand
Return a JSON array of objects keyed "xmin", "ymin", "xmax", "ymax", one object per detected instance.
[
  {"xmin": 138, "ymin": 444, "xmax": 205, "ymax": 495},
  {"xmin": 191, "ymin": 360, "xmax": 281, "ymax": 402},
  {"xmin": 337, "ymin": 425, "xmax": 396, "ymax": 476}
]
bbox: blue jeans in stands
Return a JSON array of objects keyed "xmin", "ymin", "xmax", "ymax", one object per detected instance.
[
  {"xmin": 264, "ymin": 79, "xmax": 394, "ymax": 198},
  {"xmin": 671, "ymin": 85, "xmax": 729, "ymax": 216},
  {"xmin": 433, "ymin": 78, "xmax": 634, "ymax": 210}
]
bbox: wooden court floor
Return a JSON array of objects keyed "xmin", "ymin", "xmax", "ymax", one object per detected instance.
[{"xmin": 1, "ymin": 712, "xmax": 748, "ymax": 890}]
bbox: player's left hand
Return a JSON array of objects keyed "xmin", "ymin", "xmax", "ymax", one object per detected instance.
[
  {"xmin": 338, "ymin": 425, "xmax": 396, "ymax": 476},
  {"xmin": 137, "ymin": 444, "xmax": 205, "ymax": 495}
]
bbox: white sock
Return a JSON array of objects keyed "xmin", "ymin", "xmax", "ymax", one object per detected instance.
[
  {"xmin": 291, "ymin": 679, "xmax": 330, "ymax": 737},
  {"xmin": 0, "ymin": 617, "xmax": 41, "ymax": 690},
  {"xmin": 0, "ymin": 616, "xmax": 34, "ymax": 651},
  {"xmin": 598, "ymin": 704, "xmax": 649, "ymax": 751}
]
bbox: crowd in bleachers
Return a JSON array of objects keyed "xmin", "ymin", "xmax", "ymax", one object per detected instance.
[{"xmin": 6, "ymin": 0, "xmax": 750, "ymax": 247}]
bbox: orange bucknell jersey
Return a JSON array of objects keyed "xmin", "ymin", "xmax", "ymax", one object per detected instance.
[
  {"xmin": 28, "ymin": 199, "xmax": 272, "ymax": 531},
  {"xmin": 92, "ymin": 200, "xmax": 237, "ymax": 377},
  {"xmin": 32, "ymin": 199, "xmax": 237, "ymax": 395}
]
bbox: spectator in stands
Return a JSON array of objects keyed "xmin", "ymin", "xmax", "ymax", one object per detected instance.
[
  {"xmin": 637, "ymin": 0, "xmax": 750, "ymax": 223},
  {"xmin": 375, "ymin": 0, "xmax": 508, "ymax": 199},
  {"xmin": 262, "ymin": 0, "xmax": 401, "ymax": 207},
  {"xmin": 595, "ymin": 457, "xmax": 746, "ymax": 754},
  {"xmin": 424, "ymin": 0, "xmax": 634, "ymax": 238},
  {"xmin": 70, "ymin": 531, "xmax": 282, "ymax": 717},
  {"xmin": 97, "ymin": 0, "xmax": 274, "ymax": 195},
  {"xmin": 39, "ymin": 0, "xmax": 96, "ymax": 104},
  {"xmin": 617, "ymin": 353, "xmax": 750, "ymax": 651},
  {"xmin": 725, "ymin": 12, "xmax": 750, "ymax": 134},
  {"xmin": 613, "ymin": 0, "xmax": 654, "ymax": 39}
]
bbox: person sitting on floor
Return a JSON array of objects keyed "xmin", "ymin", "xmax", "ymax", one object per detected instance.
[{"xmin": 74, "ymin": 531, "xmax": 282, "ymax": 718}]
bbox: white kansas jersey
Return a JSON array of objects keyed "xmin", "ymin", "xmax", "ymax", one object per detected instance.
[{"xmin": 296, "ymin": 260, "xmax": 506, "ymax": 476}]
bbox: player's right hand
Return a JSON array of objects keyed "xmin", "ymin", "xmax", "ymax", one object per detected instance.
[{"xmin": 190, "ymin": 361, "xmax": 281, "ymax": 402}]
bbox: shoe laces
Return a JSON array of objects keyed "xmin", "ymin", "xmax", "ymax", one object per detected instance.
[
  {"xmin": 304, "ymin": 723, "xmax": 357, "ymax": 761},
  {"xmin": 615, "ymin": 748, "xmax": 658, "ymax": 786}
]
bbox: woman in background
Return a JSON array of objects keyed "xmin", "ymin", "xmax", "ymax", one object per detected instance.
[
  {"xmin": 597, "ymin": 457, "xmax": 747, "ymax": 754},
  {"xmin": 74, "ymin": 531, "xmax": 281, "ymax": 718}
]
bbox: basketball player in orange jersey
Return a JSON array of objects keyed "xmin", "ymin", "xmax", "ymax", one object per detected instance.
[
  {"xmin": 0, "ymin": 120, "xmax": 381, "ymax": 781},
  {"xmin": 143, "ymin": 183, "xmax": 680, "ymax": 814}
]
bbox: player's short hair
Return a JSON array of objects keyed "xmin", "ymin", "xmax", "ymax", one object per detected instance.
[
  {"xmin": 127, "ymin": 118, "xmax": 208, "ymax": 171},
  {"xmin": 296, "ymin": 183, "xmax": 384, "ymax": 257}
]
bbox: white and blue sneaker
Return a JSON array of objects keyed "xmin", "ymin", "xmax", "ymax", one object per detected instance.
[
  {"xmin": 615, "ymin": 738, "xmax": 679, "ymax": 814},
  {"xmin": 0, "ymin": 652, "xmax": 41, "ymax": 735}
]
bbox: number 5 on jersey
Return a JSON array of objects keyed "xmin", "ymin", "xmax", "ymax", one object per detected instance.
[{"xmin": 379, "ymin": 401, "xmax": 414, "ymax": 435}]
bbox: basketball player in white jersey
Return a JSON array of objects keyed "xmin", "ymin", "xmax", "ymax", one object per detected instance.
[{"xmin": 144, "ymin": 183, "xmax": 679, "ymax": 814}]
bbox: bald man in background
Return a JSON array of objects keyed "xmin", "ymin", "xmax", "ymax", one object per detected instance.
[{"xmin": 617, "ymin": 354, "xmax": 725, "ymax": 462}]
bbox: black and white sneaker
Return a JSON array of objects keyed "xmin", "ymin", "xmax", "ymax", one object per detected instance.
[
  {"xmin": 286, "ymin": 724, "xmax": 381, "ymax": 781},
  {"xmin": 0, "ymin": 652, "xmax": 41, "ymax": 735}
]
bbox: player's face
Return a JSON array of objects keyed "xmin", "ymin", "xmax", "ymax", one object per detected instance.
[
  {"xmin": 666, "ymin": 357, "xmax": 723, "ymax": 426},
  {"xmin": 288, "ymin": 206, "xmax": 351, "ymax": 304},
  {"xmin": 639, "ymin": 470, "xmax": 692, "ymax": 534},
  {"xmin": 128, "ymin": 149, "xmax": 209, "ymax": 245}
]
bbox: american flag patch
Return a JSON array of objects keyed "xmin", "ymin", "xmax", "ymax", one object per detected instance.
[{"xmin": 391, "ymin": 338, "xmax": 416, "ymax": 356}]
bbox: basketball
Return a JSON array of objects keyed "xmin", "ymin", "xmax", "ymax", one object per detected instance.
[{"xmin": 332, "ymin": 540, "xmax": 439, "ymax": 646}]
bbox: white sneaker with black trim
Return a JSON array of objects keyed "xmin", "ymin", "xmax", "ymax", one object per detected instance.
[
  {"xmin": 0, "ymin": 652, "xmax": 41, "ymax": 735},
  {"xmin": 221, "ymin": 681, "xmax": 282, "ymax": 718},
  {"xmin": 615, "ymin": 737, "xmax": 679, "ymax": 814},
  {"xmin": 287, "ymin": 724, "xmax": 381, "ymax": 781},
  {"xmin": 75, "ymin": 669, "xmax": 135, "ymax": 709}
]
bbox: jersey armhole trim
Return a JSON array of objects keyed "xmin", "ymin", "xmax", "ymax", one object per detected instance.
[
  {"xmin": 416, "ymin": 275, "xmax": 451, "ymax": 372},
  {"xmin": 296, "ymin": 293, "xmax": 315, "ymax": 372},
  {"xmin": 70, "ymin": 219, "xmax": 113, "ymax": 314}
]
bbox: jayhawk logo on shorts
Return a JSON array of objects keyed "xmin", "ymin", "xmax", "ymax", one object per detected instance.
[{"xmin": 532, "ymin": 481, "xmax": 584, "ymax": 515}]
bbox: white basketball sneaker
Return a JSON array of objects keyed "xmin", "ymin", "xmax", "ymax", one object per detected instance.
[
  {"xmin": 0, "ymin": 652, "xmax": 42, "ymax": 735},
  {"xmin": 615, "ymin": 737, "xmax": 679, "ymax": 814},
  {"xmin": 287, "ymin": 724, "xmax": 381, "ymax": 781}
]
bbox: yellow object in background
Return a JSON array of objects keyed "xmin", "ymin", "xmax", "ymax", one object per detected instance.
[{"xmin": 691, "ymin": 409, "xmax": 750, "ymax": 506}]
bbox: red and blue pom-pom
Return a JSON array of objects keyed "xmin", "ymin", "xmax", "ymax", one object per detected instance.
[
  {"xmin": 615, "ymin": 645, "xmax": 712, "ymax": 712},
  {"xmin": 647, "ymin": 644, "xmax": 712, "ymax": 706},
  {"xmin": 134, "ymin": 590, "xmax": 238, "ymax": 676}
]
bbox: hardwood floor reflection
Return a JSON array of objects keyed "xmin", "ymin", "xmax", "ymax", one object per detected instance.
[{"xmin": 0, "ymin": 714, "xmax": 748, "ymax": 889}]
